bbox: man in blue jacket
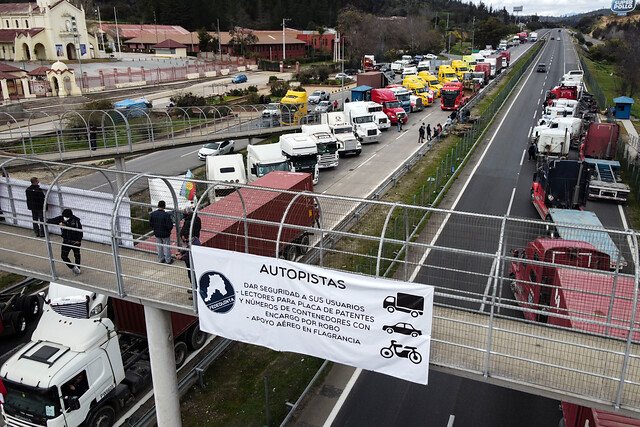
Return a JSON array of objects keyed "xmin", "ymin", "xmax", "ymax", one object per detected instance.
[
  {"xmin": 149, "ymin": 200, "xmax": 174, "ymax": 264},
  {"xmin": 47, "ymin": 208, "xmax": 83, "ymax": 275}
]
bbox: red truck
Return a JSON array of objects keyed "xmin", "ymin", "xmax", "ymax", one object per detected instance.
[
  {"xmin": 474, "ymin": 62, "xmax": 491, "ymax": 82},
  {"xmin": 199, "ymin": 171, "xmax": 318, "ymax": 261},
  {"xmin": 517, "ymin": 32, "xmax": 528, "ymax": 43},
  {"xmin": 371, "ymin": 88, "xmax": 408, "ymax": 125},
  {"xmin": 509, "ymin": 238, "xmax": 640, "ymax": 427},
  {"xmin": 531, "ymin": 159, "xmax": 590, "ymax": 220},
  {"xmin": 440, "ymin": 81, "xmax": 467, "ymax": 111},
  {"xmin": 544, "ymin": 85, "xmax": 578, "ymax": 106},
  {"xmin": 579, "ymin": 122, "xmax": 620, "ymax": 160},
  {"xmin": 499, "ymin": 50, "xmax": 511, "ymax": 66}
]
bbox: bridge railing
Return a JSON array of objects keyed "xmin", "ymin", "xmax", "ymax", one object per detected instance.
[{"xmin": 0, "ymin": 157, "xmax": 639, "ymax": 415}]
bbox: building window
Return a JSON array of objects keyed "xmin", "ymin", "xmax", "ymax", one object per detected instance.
[
  {"xmin": 25, "ymin": 21, "xmax": 29, "ymax": 28},
  {"xmin": 15, "ymin": 20, "xmax": 18, "ymax": 28},
  {"xmin": 5, "ymin": 21, "xmax": 9, "ymax": 28}
]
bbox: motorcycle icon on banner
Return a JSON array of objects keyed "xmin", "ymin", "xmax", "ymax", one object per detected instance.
[{"xmin": 380, "ymin": 340, "xmax": 422, "ymax": 364}]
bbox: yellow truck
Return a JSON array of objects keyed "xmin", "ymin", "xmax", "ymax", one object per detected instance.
[
  {"xmin": 462, "ymin": 55, "xmax": 477, "ymax": 67},
  {"xmin": 280, "ymin": 90, "xmax": 308, "ymax": 125},
  {"xmin": 417, "ymin": 71, "xmax": 442, "ymax": 97},
  {"xmin": 451, "ymin": 60, "xmax": 470, "ymax": 81},
  {"xmin": 438, "ymin": 65, "xmax": 459, "ymax": 84},
  {"xmin": 402, "ymin": 76, "xmax": 432, "ymax": 107}
]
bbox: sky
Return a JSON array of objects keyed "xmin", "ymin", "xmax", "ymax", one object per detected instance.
[{"xmin": 475, "ymin": 0, "xmax": 612, "ymax": 17}]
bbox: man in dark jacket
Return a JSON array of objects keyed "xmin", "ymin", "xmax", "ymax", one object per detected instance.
[
  {"xmin": 26, "ymin": 177, "xmax": 46, "ymax": 237},
  {"xmin": 149, "ymin": 200, "xmax": 174, "ymax": 264},
  {"xmin": 47, "ymin": 208, "xmax": 83, "ymax": 275},
  {"xmin": 180, "ymin": 205, "xmax": 201, "ymax": 240}
]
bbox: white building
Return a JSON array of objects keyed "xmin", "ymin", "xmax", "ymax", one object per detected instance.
[{"xmin": 0, "ymin": 0, "xmax": 95, "ymax": 62}]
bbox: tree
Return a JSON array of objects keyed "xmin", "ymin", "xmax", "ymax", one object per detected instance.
[
  {"xmin": 615, "ymin": 33, "xmax": 640, "ymax": 97},
  {"xmin": 197, "ymin": 28, "xmax": 213, "ymax": 52},
  {"xmin": 228, "ymin": 27, "xmax": 258, "ymax": 57}
]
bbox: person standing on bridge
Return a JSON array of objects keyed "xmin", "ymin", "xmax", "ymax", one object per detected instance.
[
  {"xmin": 26, "ymin": 177, "xmax": 46, "ymax": 237},
  {"xmin": 418, "ymin": 124, "xmax": 425, "ymax": 143},
  {"xmin": 47, "ymin": 208, "xmax": 83, "ymax": 275},
  {"xmin": 150, "ymin": 200, "xmax": 174, "ymax": 264}
]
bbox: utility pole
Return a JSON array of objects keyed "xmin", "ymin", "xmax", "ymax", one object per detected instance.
[
  {"xmin": 471, "ymin": 16, "xmax": 475, "ymax": 52},
  {"xmin": 217, "ymin": 19, "xmax": 222, "ymax": 61},
  {"xmin": 95, "ymin": 7, "xmax": 102, "ymax": 51},
  {"xmin": 114, "ymin": 7, "xmax": 121, "ymax": 57},
  {"xmin": 282, "ymin": 18, "xmax": 290, "ymax": 62},
  {"xmin": 446, "ymin": 12, "xmax": 450, "ymax": 53},
  {"xmin": 153, "ymin": 10, "xmax": 158, "ymax": 44}
]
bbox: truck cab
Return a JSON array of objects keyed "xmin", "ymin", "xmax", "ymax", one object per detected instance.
[
  {"xmin": 385, "ymin": 85, "xmax": 412, "ymax": 113},
  {"xmin": 370, "ymin": 88, "xmax": 407, "ymax": 125},
  {"xmin": 280, "ymin": 90, "xmax": 308, "ymax": 125},
  {"xmin": 417, "ymin": 72, "xmax": 442, "ymax": 97},
  {"xmin": 206, "ymin": 153, "xmax": 247, "ymax": 198},
  {"xmin": 279, "ymin": 133, "xmax": 320, "ymax": 185},
  {"xmin": 462, "ymin": 55, "xmax": 477, "ymax": 67},
  {"xmin": 47, "ymin": 282, "xmax": 109, "ymax": 319},
  {"xmin": 450, "ymin": 60, "xmax": 470, "ymax": 81},
  {"xmin": 545, "ymin": 85, "xmax": 578, "ymax": 106},
  {"xmin": 247, "ymin": 143, "xmax": 292, "ymax": 182},
  {"xmin": 343, "ymin": 101, "xmax": 381, "ymax": 144},
  {"xmin": 365, "ymin": 101, "xmax": 391, "ymax": 130},
  {"xmin": 301, "ymin": 124, "xmax": 340, "ymax": 169},
  {"xmin": 437, "ymin": 65, "xmax": 459, "ymax": 84},
  {"xmin": 534, "ymin": 128, "xmax": 571, "ymax": 158},
  {"xmin": 440, "ymin": 82, "xmax": 466, "ymax": 111},
  {"xmin": 531, "ymin": 159, "xmax": 589, "ymax": 220},
  {"xmin": 580, "ymin": 122, "xmax": 619, "ymax": 160},
  {"xmin": 402, "ymin": 76, "xmax": 432, "ymax": 107},
  {"xmin": 320, "ymin": 112, "xmax": 362, "ymax": 156}
]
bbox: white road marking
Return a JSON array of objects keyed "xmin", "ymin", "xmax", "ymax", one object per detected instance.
[
  {"xmin": 540, "ymin": 89, "xmax": 544, "ymax": 95},
  {"xmin": 323, "ymin": 368, "xmax": 363, "ymax": 427},
  {"xmin": 506, "ymin": 186, "xmax": 517, "ymax": 215},
  {"xmin": 520, "ymin": 149, "xmax": 526, "ymax": 166},
  {"xmin": 355, "ymin": 153, "xmax": 377, "ymax": 169},
  {"xmin": 447, "ymin": 414, "xmax": 456, "ymax": 427},
  {"xmin": 180, "ymin": 148, "xmax": 200, "ymax": 158},
  {"xmin": 528, "ymin": 127, "xmax": 532, "ymax": 137},
  {"xmin": 90, "ymin": 182, "xmax": 110, "ymax": 191},
  {"xmin": 537, "ymin": 98, "xmax": 541, "ymax": 105},
  {"xmin": 395, "ymin": 130, "xmax": 409, "ymax": 140},
  {"xmin": 408, "ymin": 38, "xmax": 547, "ymax": 283},
  {"xmin": 532, "ymin": 111, "xmax": 537, "ymax": 119}
]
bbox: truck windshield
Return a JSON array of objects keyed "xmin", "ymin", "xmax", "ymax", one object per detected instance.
[
  {"xmin": 333, "ymin": 126, "xmax": 352, "ymax": 135},
  {"xmin": 353, "ymin": 116, "xmax": 373, "ymax": 124},
  {"xmin": 445, "ymin": 73, "xmax": 457, "ymax": 79},
  {"xmin": 292, "ymin": 154, "xmax": 318, "ymax": 171},
  {"xmin": 396, "ymin": 94, "xmax": 410, "ymax": 101},
  {"xmin": 3, "ymin": 380, "xmax": 62, "ymax": 421},
  {"xmin": 257, "ymin": 161, "xmax": 291, "ymax": 177},
  {"xmin": 384, "ymin": 101, "xmax": 402, "ymax": 109},
  {"xmin": 414, "ymin": 87, "xmax": 427, "ymax": 93},
  {"xmin": 368, "ymin": 106, "xmax": 383, "ymax": 112},
  {"xmin": 317, "ymin": 142, "xmax": 338, "ymax": 154},
  {"xmin": 457, "ymin": 67, "xmax": 468, "ymax": 72}
]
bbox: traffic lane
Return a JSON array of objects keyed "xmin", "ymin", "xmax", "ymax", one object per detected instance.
[{"xmin": 333, "ymin": 369, "xmax": 561, "ymax": 427}]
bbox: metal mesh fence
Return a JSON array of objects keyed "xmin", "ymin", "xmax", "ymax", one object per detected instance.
[{"xmin": 0, "ymin": 158, "xmax": 639, "ymax": 413}]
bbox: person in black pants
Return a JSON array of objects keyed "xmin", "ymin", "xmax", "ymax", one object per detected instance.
[
  {"xmin": 47, "ymin": 208, "xmax": 83, "ymax": 275},
  {"xmin": 25, "ymin": 177, "xmax": 46, "ymax": 237}
]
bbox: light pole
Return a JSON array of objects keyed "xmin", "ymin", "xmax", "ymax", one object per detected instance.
[
  {"xmin": 282, "ymin": 18, "xmax": 290, "ymax": 62},
  {"xmin": 95, "ymin": 7, "xmax": 103, "ymax": 51}
]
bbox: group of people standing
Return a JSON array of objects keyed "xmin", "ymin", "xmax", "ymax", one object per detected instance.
[
  {"xmin": 25, "ymin": 177, "xmax": 84, "ymax": 275},
  {"xmin": 418, "ymin": 123, "xmax": 443, "ymax": 144}
]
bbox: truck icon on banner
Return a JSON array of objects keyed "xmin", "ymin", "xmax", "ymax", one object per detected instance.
[{"xmin": 383, "ymin": 293, "xmax": 424, "ymax": 317}]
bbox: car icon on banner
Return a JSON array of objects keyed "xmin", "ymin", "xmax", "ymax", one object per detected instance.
[{"xmin": 382, "ymin": 322, "xmax": 422, "ymax": 337}]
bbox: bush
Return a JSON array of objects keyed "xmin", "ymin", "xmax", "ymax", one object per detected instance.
[
  {"xmin": 84, "ymin": 99, "xmax": 114, "ymax": 111},
  {"xmin": 247, "ymin": 85, "xmax": 258, "ymax": 93},
  {"xmin": 268, "ymin": 75, "xmax": 279, "ymax": 83},
  {"xmin": 575, "ymin": 32, "xmax": 586, "ymax": 45},
  {"xmin": 170, "ymin": 92, "xmax": 207, "ymax": 107},
  {"xmin": 270, "ymin": 79, "xmax": 290, "ymax": 98}
]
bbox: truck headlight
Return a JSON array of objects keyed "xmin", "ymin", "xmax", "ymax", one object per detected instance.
[{"xmin": 89, "ymin": 303, "xmax": 103, "ymax": 317}]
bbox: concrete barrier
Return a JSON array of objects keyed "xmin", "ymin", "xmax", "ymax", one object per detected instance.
[
  {"xmin": 204, "ymin": 71, "xmax": 217, "ymax": 78},
  {"xmin": 220, "ymin": 69, "xmax": 230, "ymax": 76},
  {"xmin": 247, "ymin": 65, "xmax": 259, "ymax": 71},
  {"xmin": 186, "ymin": 73, "xmax": 200, "ymax": 80},
  {"xmin": 237, "ymin": 66, "xmax": 246, "ymax": 72},
  {"xmin": 115, "ymin": 81, "xmax": 147, "ymax": 89}
]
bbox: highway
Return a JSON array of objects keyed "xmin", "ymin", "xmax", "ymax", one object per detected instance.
[{"xmin": 327, "ymin": 29, "xmax": 624, "ymax": 427}]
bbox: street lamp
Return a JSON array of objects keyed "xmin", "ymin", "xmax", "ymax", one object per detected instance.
[{"xmin": 71, "ymin": 17, "xmax": 84, "ymax": 90}]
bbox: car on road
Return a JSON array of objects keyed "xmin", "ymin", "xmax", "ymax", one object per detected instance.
[
  {"xmin": 382, "ymin": 322, "xmax": 422, "ymax": 337},
  {"xmin": 424, "ymin": 53, "xmax": 438, "ymax": 60},
  {"xmin": 309, "ymin": 90, "xmax": 330, "ymax": 104},
  {"xmin": 335, "ymin": 72, "xmax": 353, "ymax": 81},
  {"xmin": 536, "ymin": 63, "xmax": 547, "ymax": 73},
  {"xmin": 315, "ymin": 100, "xmax": 333, "ymax": 113},
  {"xmin": 231, "ymin": 74, "xmax": 247, "ymax": 84},
  {"xmin": 550, "ymin": 37, "xmax": 555, "ymax": 40},
  {"xmin": 197, "ymin": 140, "xmax": 235, "ymax": 160}
]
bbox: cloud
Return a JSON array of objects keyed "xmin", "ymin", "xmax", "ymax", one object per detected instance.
[{"xmin": 476, "ymin": 0, "xmax": 611, "ymax": 17}]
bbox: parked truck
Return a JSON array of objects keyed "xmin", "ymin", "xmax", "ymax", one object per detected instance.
[
  {"xmin": 247, "ymin": 143, "xmax": 292, "ymax": 182},
  {"xmin": 356, "ymin": 71, "xmax": 388, "ymax": 89},
  {"xmin": 371, "ymin": 88, "xmax": 408, "ymax": 125},
  {"xmin": 417, "ymin": 71, "xmax": 442, "ymax": 97},
  {"xmin": 365, "ymin": 101, "xmax": 391, "ymax": 130},
  {"xmin": 533, "ymin": 128, "xmax": 571, "ymax": 158},
  {"xmin": 206, "ymin": 153, "xmax": 248, "ymax": 198},
  {"xmin": 474, "ymin": 63, "xmax": 491, "ymax": 83},
  {"xmin": 199, "ymin": 171, "xmax": 318, "ymax": 261},
  {"xmin": 363, "ymin": 55, "xmax": 376, "ymax": 71},
  {"xmin": 531, "ymin": 159, "xmax": 589, "ymax": 220},
  {"xmin": 301, "ymin": 124, "xmax": 340, "ymax": 169},
  {"xmin": 46, "ymin": 282, "xmax": 108, "ymax": 319},
  {"xmin": 485, "ymin": 55, "xmax": 505, "ymax": 78},
  {"xmin": 280, "ymin": 90, "xmax": 308, "ymax": 125},
  {"xmin": 344, "ymin": 101, "xmax": 382, "ymax": 143},
  {"xmin": 451, "ymin": 59, "xmax": 470, "ymax": 81},
  {"xmin": 386, "ymin": 85, "xmax": 412, "ymax": 114},
  {"xmin": 351, "ymin": 85, "xmax": 372, "ymax": 102},
  {"xmin": 437, "ymin": 65, "xmax": 459, "ymax": 84},
  {"xmin": 499, "ymin": 50, "xmax": 511, "ymax": 66},
  {"xmin": 579, "ymin": 122, "xmax": 619, "ymax": 160},
  {"xmin": 0, "ymin": 280, "xmax": 42, "ymax": 337},
  {"xmin": 280, "ymin": 133, "xmax": 320, "ymax": 184},
  {"xmin": 544, "ymin": 85, "xmax": 579, "ymax": 106},
  {"xmin": 402, "ymin": 76, "xmax": 432, "ymax": 107},
  {"xmin": 321, "ymin": 112, "xmax": 362, "ymax": 156},
  {"xmin": 584, "ymin": 158, "xmax": 630, "ymax": 204},
  {"xmin": 440, "ymin": 82, "xmax": 468, "ymax": 111},
  {"xmin": 534, "ymin": 117, "xmax": 583, "ymax": 148},
  {"xmin": 529, "ymin": 32, "xmax": 538, "ymax": 42},
  {"xmin": 383, "ymin": 292, "xmax": 425, "ymax": 318}
]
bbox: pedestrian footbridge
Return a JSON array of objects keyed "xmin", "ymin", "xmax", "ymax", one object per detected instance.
[{"xmin": 1, "ymin": 157, "xmax": 640, "ymax": 419}]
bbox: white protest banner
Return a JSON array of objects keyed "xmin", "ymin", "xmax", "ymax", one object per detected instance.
[{"xmin": 192, "ymin": 246, "xmax": 434, "ymax": 385}]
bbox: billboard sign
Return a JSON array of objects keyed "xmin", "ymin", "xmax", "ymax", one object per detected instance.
[
  {"xmin": 611, "ymin": 0, "xmax": 636, "ymax": 14},
  {"xmin": 513, "ymin": 5, "xmax": 523, "ymax": 11},
  {"xmin": 192, "ymin": 246, "xmax": 435, "ymax": 384}
]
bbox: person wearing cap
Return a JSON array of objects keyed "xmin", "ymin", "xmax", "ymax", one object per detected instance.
[
  {"xmin": 25, "ymin": 177, "xmax": 46, "ymax": 237},
  {"xmin": 47, "ymin": 208, "xmax": 83, "ymax": 275},
  {"xmin": 149, "ymin": 200, "xmax": 174, "ymax": 264},
  {"xmin": 180, "ymin": 205, "xmax": 201, "ymax": 240}
]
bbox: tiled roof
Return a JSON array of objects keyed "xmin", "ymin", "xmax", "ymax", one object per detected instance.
[
  {"xmin": 100, "ymin": 24, "xmax": 189, "ymax": 40},
  {"xmin": 152, "ymin": 39, "xmax": 187, "ymax": 49},
  {"xmin": 28, "ymin": 66, "xmax": 49, "ymax": 76},
  {"xmin": 15, "ymin": 28, "xmax": 44, "ymax": 38},
  {"xmin": 0, "ymin": 2, "xmax": 41, "ymax": 15},
  {"xmin": 0, "ymin": 63, "xmax": 24, "ymax": 73},
  {"xmin": 211, "ymin": 30, "xmax": 305, "ymax": 45},
  {"xmin": 0, "ymin": 71, "xmax": 20, "ymax": 79},
  {"xmin": 0, "ymin": 28, "xmax": 44, "ymax": 42},
  {"xmin": 124, "ymin": 32, "xmax": 198, "ymax": 46}
]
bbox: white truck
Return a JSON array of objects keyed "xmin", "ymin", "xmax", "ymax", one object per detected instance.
[
  {"xmin": 46, "ymin": 282, "xmax": 108, "ymax": 319},
  {"xmin": 246, "ymin": 143, "xmax": 291, "ymax": 183},
  {"xmin": 320, "ymin": 112, "xmax": 362, "ymax": 157},
  {"xmin": 206, "ymin": 153, "xmax": 247, "ymax": 198},
  {"xmin": 391, "ymin": 60, "xmax": 404, "ymax": 74},
  {"xmin": 365, "ymin": 101, "xmax": 391, "ymax": 130},
  {"xmin": 529, "ymin": 32, "xmax": 538, "ymax": 42},
  {"xmin": 280, "ymin": 133, "xmax": 320, "ymax": 185},
  {"xmin": 534, "ymin": 117, "xmax": 582, "ymax": 147},
  {"xmin": 534, "ymin": 128, "xmax": 571, "ymax": 158},
  {"xmin": 562, "ymin": 70, "xmax": 584, "ymax": 83},
  {"xmin": 343, "ymin": 101, "xmax": 381, "ymax": 144},
  {"xmin": 301, "ymin": 124, "xmax": 340, "ymax": 169},
  {"xmin": 498, "ymin": 39, "xmax": 508, "ymax": 50}
]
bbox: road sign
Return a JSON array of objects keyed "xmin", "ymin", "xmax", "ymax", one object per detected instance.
[{"xmin": 611, "ymin": 0, "xmax": 636, "ymax": 14}]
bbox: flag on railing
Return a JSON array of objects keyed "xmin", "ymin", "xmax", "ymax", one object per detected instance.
[{"xmin": 181, "ymin": 170, "xmax": 196, "ymax": 201}]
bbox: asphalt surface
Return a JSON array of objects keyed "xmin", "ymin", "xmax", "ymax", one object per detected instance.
[{"xmin": 329, "ymin": 29, "xmax": 599, "ymax": 427}]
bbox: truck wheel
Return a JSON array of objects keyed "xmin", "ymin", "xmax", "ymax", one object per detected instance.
[
  {"xmin": 284, "ymin": 245, "xmax": 298, "ymax": 261},
  {"xmin": 22, "ymin": 296, "xmax": 41, "ymax": 320},
  {"xmin": 87, "ymin": 405, "xmax": 116, "ymax": 427},
  {"xmin": 298, "ymin": 235, "xmax": 310, "ymax": 254},
  {"xmin": 186, "ymin": 324, "xmax": 208, "ymax": 351},
  {"xmin": 9, "ymin": 312, "xmax": 27, "ymax": 336},
  {"xmin": 355, "ymin": 150, "xmax": 362, "ymax": 156},
  {"xmin": 174, "ymin": 341, "xmax": 188, "ymax": 368},
  {"xmin": 386, "ymin": 306, "xmax": 395, "ymax": 314}
]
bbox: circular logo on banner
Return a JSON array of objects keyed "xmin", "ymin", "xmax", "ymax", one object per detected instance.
[{"xmin": 198, "ymin": 271, "xmax": 236, "ymax": 313}]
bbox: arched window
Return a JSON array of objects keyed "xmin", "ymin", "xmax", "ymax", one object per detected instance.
[{"xmin": 25, "ymin": 21, "xmax": 29, "ymax": 28}]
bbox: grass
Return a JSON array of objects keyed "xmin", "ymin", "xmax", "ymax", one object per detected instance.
[{"xmin": 0, "ymin": 272, "xmax": 26, "ymax": 291}]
